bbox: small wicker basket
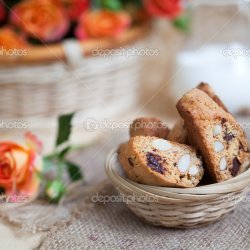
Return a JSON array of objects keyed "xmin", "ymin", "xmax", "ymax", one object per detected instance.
[{"xmin": 105, "ymin": 148, "xmax": 250, "ymax": 229}]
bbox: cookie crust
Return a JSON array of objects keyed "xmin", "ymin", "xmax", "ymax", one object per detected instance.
[
  {"xmin": 177, "ymin": 88, "xmax": 248, "ymax": 182},
  {"xmin": 119, "ymin": 136, "xmax": 204, "ymax": 188}
]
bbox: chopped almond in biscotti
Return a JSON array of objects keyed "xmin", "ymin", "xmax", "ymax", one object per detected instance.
[
  {"xmin": 118, "ymin": 136, "xmax": 204, "ymax": 188},
  {"xmin": 177, "ymin": 88, "xmax": 248, "ymax": 182},
  {"xmin": 130, "ymin": 117, "xmax": 169, "ymax": 139},
  {"xmin": 169, "ymin": 83, "xmax": 229, "ymax": 144}
]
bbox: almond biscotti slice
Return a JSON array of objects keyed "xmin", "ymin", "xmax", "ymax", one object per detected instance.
[
  {"xmin": 118, "ymin": 142, "xmax": 140, "ymax": 183},
  {"xmin": 197, "ymin": 82, "xmax": 229, "ymax": 112},
  {"xmin": 130, "ymin": 117, "xmax": 169, "ymax": 139},
  {"xmin": 118, "ymin": 136, "xmax": 204, "ymax": 188},
  {"xmin": 168, "ymin": 83, "xmax": 229, "ymax": 144},
  {"xmin": 177, "ymin": 88, "xmax": 248, "ymax": 182}
]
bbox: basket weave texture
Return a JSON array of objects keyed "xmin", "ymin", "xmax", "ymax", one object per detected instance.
[
  {"xmin": 0, "ymin": 25, "xmax": 150, "ymax": 119},
  {"xmin": 105, "ymin": 148, "xmax": 250, "ymax": 228},
  {"xmin": 0, "ymin": 54, "xmax": 141, "ymax": 118}
]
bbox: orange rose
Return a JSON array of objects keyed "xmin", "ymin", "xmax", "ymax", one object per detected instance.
[
  {"xmin": 0, "ymin": 133, "xmax": 42, "ymax": 199},
  {"xmin": 0, "ymin": 27, "xmax": 28, "ymax": 50},
  {"xmin": 75, "ymin": 10, "xmax": 131, "ymax": 39},
  {"xmin": 11, "ymin": 0, "xmax": 69, "ymax": 42}
]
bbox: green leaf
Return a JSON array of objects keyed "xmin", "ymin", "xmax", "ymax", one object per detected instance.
[
  {"xmin": 55, "ymin": 113, "xmax": 75, "ymax": 147},
  {"xmin": 102, "ymin": 0, "xmax": 122, "ymax": 11},
  {"xmin": 65, "ymin": 161, "xmax": 84, "ymax": 182},
  {"xmin": 172, "ymin": 13, "xmax": 191, "ymax": 32},
  {"xmin": 91, "ymin": 0, "xmax": 102, "ymax": 9},
  {"xmin": 121, "ymin": 0, "xmax": 140, "ymax": 7},
  {"xmin": 58, "ymin": 146, "xmax": 71, "ymax": 159}
]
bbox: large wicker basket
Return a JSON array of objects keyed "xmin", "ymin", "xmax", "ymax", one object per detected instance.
[
  {"xmin": 105, "ymin": 148, "xmax": 250, "ymax": 228},
  {"xmin": 0, "ymin": 24, "xmax": 151, "ymax": 119},
  {"xmin": 0, "ymin": 23, "xmax": 166, "ymax": 152}
]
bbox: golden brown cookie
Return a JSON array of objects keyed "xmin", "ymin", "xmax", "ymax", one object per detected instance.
[
  {"xmin": 130, "ymin": 117, "xmax": 169, "ymax": 139},
  {"xmin": 169, "ymin": 83, "xmax": 228, "ymax": 144},
  {"xmin": 177, "ymin": 88, "xmax": 248, "ymax": 182},
  {"xmin": 118, "ymin": 136, "xmax": 204, "ymax": 188},
  {"xmin": 168, "ymin": 119, "xmax": 188, "ymax": 144},
  {"xmin": 197, "ymin": 82, "xmax": 229, "ymax": 112}
]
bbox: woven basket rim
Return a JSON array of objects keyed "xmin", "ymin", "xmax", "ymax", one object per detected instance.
[
  {"xmin": 105, "ymin": 147, "xmax": 250, "ymax": 198},
  {"xmin": 0, "ymin": 23, "xmax": 151, "ymax": 65}
]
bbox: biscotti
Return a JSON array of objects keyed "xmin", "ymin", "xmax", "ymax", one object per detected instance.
[
  {"xmin": 169, "ymin": 83, "xmax": 228, "ymax": 144},
  {"xmin": 197, "ymin": 82, "xmax": 229, "ymax": 112},
  {"xmin": 130, "ymin": 117, "xmax": 169, "ymax": 139},
  {"xmin": 118, "ymin": 136, "xmax": 204, "ymax": 188},
  {"xmin": 168, "ymin": 119, "xmax": 188, "ymax": 144},
  {"xmin": 177, "ymin": 88, "xmax": 248, "ymax": 182}
]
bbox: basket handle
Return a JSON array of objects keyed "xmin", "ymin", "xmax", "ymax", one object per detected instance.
[{"xmin": 62, "ymin": 39, "xmax": 84, "ymax": 67}]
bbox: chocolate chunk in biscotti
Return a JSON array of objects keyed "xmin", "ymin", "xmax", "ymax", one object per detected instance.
[
  {"xmin": 176, "ymin": 88, "xmax": 248, "ymax": 182},
  {"xmin": 130, "ymin": 117, "xmax": 169, "ymax": 139},
  {"xmin": 118, "ymin": 136, "xmax": 204, "ymax": 188},
  {"xmin": 169, "ymin": 83, "xmax": 229, "ymax": 144}
]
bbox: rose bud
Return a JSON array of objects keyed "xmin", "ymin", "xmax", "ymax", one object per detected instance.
[
  {"xmin": 10, "ymin": 0, "xmax": 69, "ymax": 42},
  {"xmin": 0, "ymin": 137, "xmax": 42, "ymax": 200},
  {"xmin": 75, "ymin": 10, "xmax": 131, "ymax": 39},
  {"xmin": 0, "ymin": 27, "xmax": 28, "ymax": 50}
]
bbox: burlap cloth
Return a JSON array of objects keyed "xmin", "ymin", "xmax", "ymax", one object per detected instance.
[
  {"xmin": 38, "ymin": 184, "xmax": 250, "ymax": 250},
  {"xmin": 36, "ymin": 123, "xmax": 250, "ymax": 250}
]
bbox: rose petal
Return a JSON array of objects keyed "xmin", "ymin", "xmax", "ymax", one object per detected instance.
[
  {"xmin": 25, "ymin": 131, "xmax": 43, "ymax": 154},
  {"xmin": 75, "ymin": 10, "xmax": 131, "ymax": 40},
  {"xmin": 144, "ymin": 0, "xmax": 182, "ymax": 19},
  {"xmin": 10, "ymin": 1, "xmax": 69, "ymax": 42}
]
